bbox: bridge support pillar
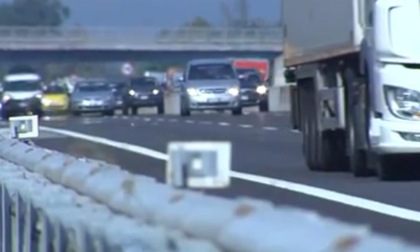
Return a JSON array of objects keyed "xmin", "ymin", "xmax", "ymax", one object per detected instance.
[
  {"xmin": 164, "ymin": 91, "xmax": 181, "ymax": 115},
  {"xmin": 268, "ymin": 54, "xmax": 290, "ymax": 112}
]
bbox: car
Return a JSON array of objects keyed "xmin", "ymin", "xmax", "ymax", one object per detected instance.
[
  {"xmin": 237, "ymin": 68, "xmax": 269, "ymax": 112},
  {"xmin": 109, "ymin": 81, "xmax": 128, "ymax": 109},
  {"xmin": 41, "ymin": 85, "xmax": 69, "ymax": 114},
  {"xmin": 180, "ymin": 58, "xmax": 242, "ymax": 116},
  {"xmin": 121, "ymin": 77, "xmax": 164, "ymax": 115},
  {"xmin": 1, "ymin": 72, "xmax": 44, "ymax": 120},
  {"xmin": 70, "ymin": 80, "xmax": 117, "ymax": 116}
]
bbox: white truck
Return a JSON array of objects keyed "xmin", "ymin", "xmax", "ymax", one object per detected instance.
[{"xmin": 283, "ymin": 0, "xmax": 420, "ymax": 180}]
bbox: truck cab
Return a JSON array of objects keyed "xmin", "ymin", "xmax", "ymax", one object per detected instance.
[
  {"xmin": 283, "ymin": 0, "xmax": 420, "ymax": 180},
  {"xmin": 1, "ymin": 73, "xmax": 44, "ymax": 120}
]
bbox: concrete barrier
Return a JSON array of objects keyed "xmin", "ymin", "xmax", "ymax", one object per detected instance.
[
  {"xmin": 268, "ymin": 85, "xmax": 291, "ymax": 112},
  {"xmin": 0, "ymin": 138, "xmax": 419, "ymax": 251},
  {"xmin": 163, "ymin": 90, "xmax": 181, "ymax": 115}
]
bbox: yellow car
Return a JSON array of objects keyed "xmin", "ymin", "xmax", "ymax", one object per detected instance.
[{"xmin": 42, "ymin": 85, "xmax": 69, "ymax": 113}]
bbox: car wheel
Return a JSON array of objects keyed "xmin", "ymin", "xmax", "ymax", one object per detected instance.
[
  {"xmin": 104, "ymin": 110, "xmax": 115, "ymax": 116},
  {"xmin": 231, "ymin": 107, "xmax": 242, "ymax": 116},
  {"xmin": 72, "ymin": 111, "xmax": 80, "ymax": 117},
  {"xmin": 259, "ymin": 100, "xmax": 269, "ymax": 112},
  {"xmin": 131, "ymin": 106, "xmax": 138, "ymax": 115},
  {"xmin": 157, "ymin": 103, "xmax": 164, "ymax": 114}
]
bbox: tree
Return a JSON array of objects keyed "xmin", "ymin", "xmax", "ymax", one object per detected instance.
[
  {"xmin": 0, "ymin": 0, "xmax": 70, "ymax": 26},
  {"xmin": 184, "ymin": 16, "xmax": 212, "ymax": 28}
]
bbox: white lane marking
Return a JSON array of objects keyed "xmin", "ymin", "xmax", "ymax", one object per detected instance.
[
  {"xmin": 157, "ymin": 118, "xmax": 165, "ymax": 122},
  {"xmin": 218, "ymin": 122, "xmax": 230, "ymax": 126},
  {"xmin": 168, "ymin": 118, "xmax": 178, "ymax": 122},
  {"xmin": 185, "ymin": 120, "xmax": 195, "ymax": 124},
  {"xmin": 239, "ymin": 124, "xmax": 253, "ymax": 128},
  {"xmin": 143, "ymin": 117, "xmax": 151, "ymax": 122},
  {"xmin": 39, "ymin": 126, "xmax": 420, "ymax": 223},
  {"xmin": 263, "ymin": 126, "xmax": 278, "ymax": 131}
]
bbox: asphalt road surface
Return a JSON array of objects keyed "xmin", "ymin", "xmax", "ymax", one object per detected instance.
[{"xmin": 23, "ymin": 108, "xmax": 420, "ymax": 245}]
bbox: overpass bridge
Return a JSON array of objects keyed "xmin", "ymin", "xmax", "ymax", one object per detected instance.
[{"xmin": 0, "ymin": 26, "xmax": 283, "ymax": 62}]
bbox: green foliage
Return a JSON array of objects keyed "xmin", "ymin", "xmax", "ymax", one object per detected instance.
[
  {"xmin": 184, "ymin": 16, "xmax": 212, "ymax": 28},
  {"xmin": 0, "ymin": 0, "xmax": 70, "ymax": 26}
]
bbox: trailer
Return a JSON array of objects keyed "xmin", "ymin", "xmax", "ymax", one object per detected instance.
[{"xmin": 283, "ymin": 0, "xmax": 420, "ymax": 180}]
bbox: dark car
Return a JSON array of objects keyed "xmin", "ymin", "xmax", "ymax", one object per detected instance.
[
  {"xmin": 122, "ymin": 77, "xmax": 164, "ymax": 115},
  {"xmin": 110, "ymin": 81, "xmax": 128, "ymax": 109},
  {"xmin": 236, "ymin": 68, "xmax": 269, "ymax": 112}
]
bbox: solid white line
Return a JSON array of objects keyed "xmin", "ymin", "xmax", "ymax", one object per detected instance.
[{"xmin": 39, "ymin": 126, "xmax": 420, "ymax": 222}]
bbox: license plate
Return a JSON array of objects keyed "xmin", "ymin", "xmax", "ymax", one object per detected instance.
[
  {"xmin": 18, "ymin": 102, "xmax": 28, "ymax": 107},
  {"xmin": 140, "ymin": 95, "xmax": 148, "ymax": 100},
  {"xmin": 207, "ymin": 98, "xmax": 220, "ymax": 103},
  {"xmin": 241, "ymin": 95, "xmax": 249, "ymax": 100}
]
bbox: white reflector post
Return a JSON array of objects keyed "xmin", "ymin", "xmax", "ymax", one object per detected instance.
[{"xmin": 8, "ymin": 115, "xmax": 39, "ymax": 139}]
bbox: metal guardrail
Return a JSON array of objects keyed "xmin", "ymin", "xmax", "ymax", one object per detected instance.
[
  {"xmin": 0, "ymin": 26, "xmax": 283, "ymax": 51},
  {"xmin": 0, "ymin": 136, "xmax": 420, "ymax": 251}
]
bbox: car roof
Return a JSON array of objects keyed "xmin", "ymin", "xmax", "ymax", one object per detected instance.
[{"xmin": 188, "ymin": 58, "xmax": 233, "ymax": 66}]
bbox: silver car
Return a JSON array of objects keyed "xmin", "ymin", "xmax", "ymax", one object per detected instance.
[
  {"xmin": 70, "ymin": 81, "xmax": 116, "ymax": 116},
  {"xmin": 180, "ymin": 59, "xmax": 242, "ymax": 116}
]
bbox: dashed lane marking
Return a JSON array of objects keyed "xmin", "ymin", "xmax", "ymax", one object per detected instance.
[
  {"xmin": 239, "ymin": 124, "xmax": 253, "ymax": 128},
  {"xmin": 262, "ymin": 126, "xmax": 279, "ymax": 131},
  {"xmin": 218, "ymin": 122, "xmax": 230, "ymax": 126},
  {"xmin": 40, "ymin": 125, "xmax": 420, "ymax": 223}
]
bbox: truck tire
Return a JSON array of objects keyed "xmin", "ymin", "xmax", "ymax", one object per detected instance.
[
  {"xmin": 299, "ymin": 78, "xmax": 344, "ymax": 171},
  {"xmin": 344, "ymin": 68, "xmax": 371, "ymax": 177},
  {"xmin": 258, "ymin": 100, "xmax": 268, "ymax": 112},
  {"xmin": 376, "ymin": 155, "xmax": 400, "ymax": 181}
]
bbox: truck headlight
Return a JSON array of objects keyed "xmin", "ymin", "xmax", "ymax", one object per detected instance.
[
  {"xmin": 227, "ymin": 87, "xmax": 239, "ymax": 96},
  {"xmin": 256, "ymin": 85, "xmax": 268, "ymax": 94},
  {"xmin": 187, "ymin": 87, "xmax": 198, "ymax": 96},
  {"xmin": 2, "ymin": 94, "xmax": 10, "ymax": 102},
  {"xmin": 152, "ymin": 89, "xmax": 159, "ymax": 95},
  {"xmin": 129, "ymin": 89, "xmax": 135, "ymax": 96},
  {"xmin": 384, "ymin": 86, "xmax": 420, "ymax": 120}
]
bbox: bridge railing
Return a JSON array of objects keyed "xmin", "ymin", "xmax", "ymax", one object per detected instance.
[{"xmin": 0, "ymin": 26, "xmax": 283, "ymax": 50}]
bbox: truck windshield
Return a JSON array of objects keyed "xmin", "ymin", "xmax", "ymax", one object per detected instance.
[
  {"xmin": 188, "ymin": 63, "xmax": 236, "ymax": 80},
  {"xmin": 3, "ymin": 81, "xmax": 41, "ymax": 91}
]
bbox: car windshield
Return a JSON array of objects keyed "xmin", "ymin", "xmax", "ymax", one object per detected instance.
[
  {"xmin": 76, "ymin": 83, "xmax": 110, "ymax": 92},
  {"xmin": 188, "ymin": 63, "xmax": 236, "ymax": 80},
  {"xmin": 3, "ymin": 81, "xmax": 41, "ymax": 91},
  {"xmin": 44, "ymin": 85, "xmax": 67, "ymax": 94},
  {"xmin": 131, "ymin": 78, "xmax": 156, "ymax": 88}
]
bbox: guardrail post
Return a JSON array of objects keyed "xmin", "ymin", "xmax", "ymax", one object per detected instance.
[
  {"xmin": 24, "ymin": 201, "xmax": 37, "ymax": 252},
  {"xmin": 53, "ymin": 221, "xmax": 68, "ymax": 252},
  {"xmin": 15, "ymin": 193, "xmax": 24, "ymax": 252},
  {"xmin": 39, "ymin": 212, "xmax": 53, "ymax": 252},
  {"xmin": 1, "ymin": 185, "xmax": 12, "ymax": 252}
]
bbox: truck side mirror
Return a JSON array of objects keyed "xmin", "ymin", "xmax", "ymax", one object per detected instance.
[{"xmin": 284, "ymin": 68, "xmax": 296, "ymax": 83}]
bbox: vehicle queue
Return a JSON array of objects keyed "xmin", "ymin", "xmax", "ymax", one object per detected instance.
[{"xmin": 0, "ymin": 57, "xmax": 272, "ymax": 119}]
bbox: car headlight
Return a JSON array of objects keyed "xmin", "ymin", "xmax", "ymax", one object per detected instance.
[
  {"xmin": 384, "ymin": 85, "xmax": 420, "ymax": 120},
  {"xmin": 34, "ymin": 94, "xmax": 43, "ymax": 99},
  {"xmin": 187, "ymin": 87, "xmax": 198, "ymax": 96},
  {"xmin": 42, "ymin": 98, "xmax": 51, "ymax": 105},
  {"xmin": 2, "ymin": 94, "xmax": 10, "ymax": 102},
  {"xmin": 227, "ymin": 87, "xmax": 239, "ymax": 96},
  {"xmin": 256, "ymin": 85, "xmax": 268, "ymax": 94},
  {"xmin": 152, "ymin": 89, "xmax": 159, "ymax": 95},
  {"xmin": 129, "ymin": 89, "xmax": 136, "ymax": 96}
]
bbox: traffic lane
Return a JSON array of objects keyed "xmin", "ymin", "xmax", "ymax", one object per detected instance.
[
  {"xmin": 43, "ymin": 111, "xmax": 292, "ymax": 130},
  {"xmin": 40, "ymin": 115, "xmax": 420, "ymax": 212},
  {"xmin": 33, "ymin": 136, "xmax": 420, "ymax": 245}
]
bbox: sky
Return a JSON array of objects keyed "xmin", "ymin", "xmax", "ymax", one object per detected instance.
[{"xmin": 54, "ymin": 0, "xmax": 281, "ymax": 27}]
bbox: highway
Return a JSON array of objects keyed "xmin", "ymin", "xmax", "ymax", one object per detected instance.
[{"xmin": 25, "ymin": 109, "xmax": 420, "ymax": 245}]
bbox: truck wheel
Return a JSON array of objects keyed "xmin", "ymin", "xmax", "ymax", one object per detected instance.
[
  {"xmin": 131, "ymin": 106, "xmax": 138, "ymax": 115},
  {"xmin": 104, "ymin": 110, "xmax": 115, "ymax": 116},
  {"xmin": 344, "ymin": 68, "xmax": 371, "ymax": 177},
  {"xmin": 376, "ymin": 155, "xmax": 400, "ymax": 181}
]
